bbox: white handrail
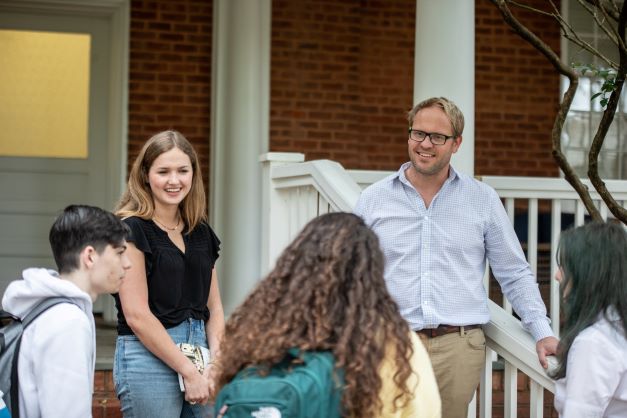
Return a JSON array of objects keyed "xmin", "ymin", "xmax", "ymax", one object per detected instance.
[
  {"xmin": 264, "ymin": 154, "xmax": 627, "ymax": 417},
  {"xmin": 260, "ymin": 154, "xmax": 362, "ymax": 275},
  {"xmin": 485, "ymin": 300, "xmax": 555, "ymax": 391},
  {"xmin": 478, "ymin": 176, "xmax": 627, "ymax": 200},
  {"xmin": 272, "ymin": 160, "xmax": 362, "ymax": 211}
]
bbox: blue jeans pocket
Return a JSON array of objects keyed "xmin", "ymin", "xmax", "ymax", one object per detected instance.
[{"xmin": 113, "ymin": 320, "xmax": 212, "ymax": 418}]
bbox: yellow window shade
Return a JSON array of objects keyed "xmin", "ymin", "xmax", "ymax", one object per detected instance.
[{"xmin": 0, "ymin": 30, "xmax": 90, "ymax": 158}]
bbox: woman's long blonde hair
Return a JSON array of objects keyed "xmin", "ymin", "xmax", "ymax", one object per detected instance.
[{"xmin": 115, "ymin": 130, "xmax": 207, "ymax": 231}]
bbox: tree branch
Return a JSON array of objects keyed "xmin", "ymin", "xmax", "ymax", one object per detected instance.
[
  {"xmin": 489, "ymin": 0, "xmax": 603, "ymax": 220},
  {"xmin": 509, "ymin": 0, "xmax": 553, "ymax": 17},
  {"xmin": 594, "ymin": 0, "xmax": 627, "ymax": 53},
  {"xmin": 577, "ymin": 0, "xmax": 624, "ymax": 53},
  {"xmin": 583, "ymin": 0, "xmax": 620, "ymax": 21},
  {"xmin": 587, "ymin": 1, "xmax": 627, "ymax": 222},
  {"xmin": 562, "ymin": 29, "xmax": 618, "ymax": 70},
  {"xmin": 516, "ymin": 0, "xmax": 619, "ymax": 69}
]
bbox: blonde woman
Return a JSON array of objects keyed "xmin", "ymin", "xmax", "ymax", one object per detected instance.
[{"xmin": 113, "ymin": 130, "xmax": 224, "ymax": 418}]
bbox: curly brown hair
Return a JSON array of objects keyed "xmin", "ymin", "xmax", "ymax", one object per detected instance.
[{"xmin": 214, "ymin": 212, "xmax": 416, "ymax": 416}]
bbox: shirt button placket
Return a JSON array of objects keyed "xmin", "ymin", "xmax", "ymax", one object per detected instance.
[{"xmin": 421, "ymin": 213, "xmax": 432, "ymax": 324}]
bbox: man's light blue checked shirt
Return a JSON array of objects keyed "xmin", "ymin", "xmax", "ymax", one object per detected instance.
[{"xmin": 354, "ymin": 163, "xmax": 553, "ymax": 341}]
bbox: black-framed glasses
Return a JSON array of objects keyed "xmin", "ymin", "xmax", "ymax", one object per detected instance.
[{"xmin": 408, "ymin": 129, "xmax": 456, "ymax": 146}]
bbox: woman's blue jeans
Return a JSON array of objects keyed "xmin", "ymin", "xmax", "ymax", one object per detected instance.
[{"xmin": 114, "ymin": 318, "xmax": 212, "ymax": 418}]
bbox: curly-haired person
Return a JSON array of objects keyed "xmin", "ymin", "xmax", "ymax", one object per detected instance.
[{"xmin": 214, "ymin": 212, "xmax": 441, "ymax": 417}]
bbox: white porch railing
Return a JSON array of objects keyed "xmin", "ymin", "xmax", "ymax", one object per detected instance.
[{"xmin": 261, "ymin": 152, "xmax": 627, "ymax": 418}]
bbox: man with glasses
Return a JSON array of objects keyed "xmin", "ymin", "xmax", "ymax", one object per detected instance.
[{"xmin": 354, "ymin": 97, "xmax": 558, "ymax": 418}]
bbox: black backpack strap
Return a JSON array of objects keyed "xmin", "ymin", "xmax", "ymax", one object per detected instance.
[{"xmin": 10, "ymin": 297, "xmax": 74, "ymax": 418}]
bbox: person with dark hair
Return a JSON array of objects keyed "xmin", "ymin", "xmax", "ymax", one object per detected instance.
[
  {"xmin": 1, "ymin": 204, "xmax": 131, "ymax": 418},
  {"xmin": 214, "ymin": 212, "xmax": 441, "ymax": 418},
  {"xmin": 355, "ymin": 96, "xmax": 558, "ymax": 417},
  {"xmin": 552, "ymin": 221, "xmax": 627, "ymax": 417},
  {"xmin": 113, "ymin": 130, "xmax": 224, "ymax": 417}
]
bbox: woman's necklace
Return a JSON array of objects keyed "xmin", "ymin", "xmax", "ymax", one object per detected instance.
[{"xmin": 153, "ymin": 215, "xmax": 181, "ymax": 231}]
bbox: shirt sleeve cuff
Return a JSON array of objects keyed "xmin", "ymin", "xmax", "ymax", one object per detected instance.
[{"xmin": 528, "ymin": 319, "xmax": 554, "ymax": 341}]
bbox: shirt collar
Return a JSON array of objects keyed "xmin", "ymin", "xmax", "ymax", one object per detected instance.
[{"xmin": 396, "ymin": 162, "xmax": 459, "ymax": 187}]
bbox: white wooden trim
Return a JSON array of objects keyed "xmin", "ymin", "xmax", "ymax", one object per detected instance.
[
  {"xmin": 414, "ymin": 0, "xmax": 475, "ymax": 176},
  {"xmin": 479, "ymin": 346, "xmax": 493, "ymax": 418},
  {"xmin": 504, "ymin": 361, "xmax": 518, "ymax": 418},
  {"xmin": 530, "ymin": 381, "xmax": 545, "ymax": 418},
  {"xmin": 550, "ymin": 200, "xmax": 562, "ymax": 336},
  {"xmin": 0, "ymin": 0, "xmax": 129, "ymax": 211},
  {"xmin": 485, "ymin": 301, "xmax": 555, "ymax": 392},
  {"xmin": 0, "ymin": 0, "xmax": 129, "ymax": 322},
  {"xmin": 211, "ymin": 0, "xmax": 272, "ymax": 316},
  {"xmin": 528, "ymin": 198, "xmax": 539, "ymax": 276},
  {"xmin": 478, "ymin": 176, "xmax": 627, "ymax": 200},
  {"xmin": 467, "ymin": 393, "xmax": 477, "ymax": 418}
]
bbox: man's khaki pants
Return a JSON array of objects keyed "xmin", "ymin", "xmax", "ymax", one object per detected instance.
[{"xmin": 418, "ymin": 328, "xmax": 485, "ymax": 418}]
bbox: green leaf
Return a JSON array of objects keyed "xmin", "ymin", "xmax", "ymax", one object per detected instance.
[
  {"xmin": 603, "ymin": 81, "xmax": 616, "ymax": 91},
  {"xmin": 600, "ymin": 98, "xmax": 608, "ymax": 107},
  {"xmin": 591, "ymin": 92, "xmax": 603, "ymax": 100}
]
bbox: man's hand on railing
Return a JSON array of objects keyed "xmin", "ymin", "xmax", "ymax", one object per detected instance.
[{"xmin": 536, "ymin": 336, "xmax": 559, "ymax": 369}]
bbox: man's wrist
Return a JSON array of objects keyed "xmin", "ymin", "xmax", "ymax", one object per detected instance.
[{"xmin": 529, "ymin": 320, "xmax": 554, "ymax": 342}]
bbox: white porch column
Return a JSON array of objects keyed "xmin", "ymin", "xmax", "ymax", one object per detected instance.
[
  {"xmin": 211, "ymin": 0, "xmax": 271, "ymax": 315},
  {"xmin": 414, "ymin": 0, "xmax": 475, "ymax": 176}
]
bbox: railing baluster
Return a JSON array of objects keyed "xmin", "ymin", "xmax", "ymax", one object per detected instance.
[
  {"xmin": 504, "ymin": 361, "xmax": 518, "ymax": 418},
  {"xmin": 467, "ymin": 392, "xmax": 477, "ymax": 418},
  {"xmin": 298, "ymin": 186, "xmax": 308, "ymax": 228},
  {"xmin": 550, "ymin": 199, "xmax": 562, "ymax": 337},
  {"xmin": 575, "ymin": 200, "xmax": 585, "ymax": 226},
  {"xmin": 530, "ymin": 381, "xmax": 544, "ymax": 418},
  {"xmin": 287, "ymin": 188, "xmax": 298, "ymax": 239},
  {"xmin": 505, "ymin": 198, "xmax": 515, "ymax": 224},
  {"xmin": 599, "ymin": 200, "xmax": 608, "ymax": 221},
  {"xmin": 528, "ymin": 198, "xmax": 538, "ymax": 277},
  {"xmin": 479, "ymin": 347, "xmax": 493, "ymax": 418},
  {"xmin": 504, "ymin": 198, "xmax": 515, "ymax": 314}
]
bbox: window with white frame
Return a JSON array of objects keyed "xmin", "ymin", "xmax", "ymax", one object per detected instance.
[{"xmin": 562, "ymin": 0, "xmax": 627, "ymax": 179}]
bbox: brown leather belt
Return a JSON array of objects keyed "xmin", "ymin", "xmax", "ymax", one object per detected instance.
[{"xmin": 416, "ymin": 324, "xmax": 482, "ymax": 338}]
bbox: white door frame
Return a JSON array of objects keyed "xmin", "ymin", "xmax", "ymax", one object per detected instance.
[
  {"xmin": 0, "ymin": 0, "xmax": 129, "ymax": 320},
  {"xmin": 0, "ymin": 0, "xmax": 130, "ymax": 209}
]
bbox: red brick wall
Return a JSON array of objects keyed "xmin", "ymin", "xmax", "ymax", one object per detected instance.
[
  {"xmin": 128, "ymin": 0, "xmax": 212, "ymax": 193},
  {"xmin": 475, "ymin": 0, "xmax": 561, "ymax": 177},
  {"xmin": 92, "ymin": 370, "xmax": 121, "ymax": 418},
  {"xmin": 270, "ymin": 0, "xmax": 416, "ymax": 170},
  {"xmin": 270, "ymin": 0, "xmax": 562, "ymax": 176},
  {"xmin": 126, "ymin": 0, "xmax": 562, "ymax": 181}
]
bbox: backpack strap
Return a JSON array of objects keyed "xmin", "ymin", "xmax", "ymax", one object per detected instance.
[{"xmin": 10, "ymin": 297, "xmax": 75, "ymax": 418}]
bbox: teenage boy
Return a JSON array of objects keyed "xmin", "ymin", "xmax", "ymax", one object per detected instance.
[{"xmin": 2, "ymin": 205, "xmax": 131, "ymax": 418}]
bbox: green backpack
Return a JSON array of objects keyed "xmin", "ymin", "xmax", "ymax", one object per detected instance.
[{"xmin": 214, "ymin": 349, "xmax": 344, "ymax": 418}]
